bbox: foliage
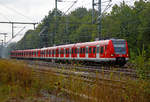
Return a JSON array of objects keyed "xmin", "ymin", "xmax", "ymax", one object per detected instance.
[
  {"xmin": 8, "ymin": 0, "xmax": 149, "ymax": 60},
  {"xmin": 0, "ymin": 59, "xmax": 150, "ymax": 102},
  {"xmin": 133, "ymin": 46, "xmax": 150, "ymax": 80}
]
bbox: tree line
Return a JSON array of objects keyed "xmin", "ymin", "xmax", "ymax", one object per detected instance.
[{"xmin": 8, "ymin": 0, "xmax": 150, "ymax": 59}]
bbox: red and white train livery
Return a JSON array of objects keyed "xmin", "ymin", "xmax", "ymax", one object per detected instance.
[{"xmin": 10, "ymin": 39, "xmax": 129, "ymax": 66}]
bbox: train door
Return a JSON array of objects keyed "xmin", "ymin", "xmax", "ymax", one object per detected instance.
[
  {"xmin": 71, "ymin": 48, "xmax": 74, "ymax": 58},
  {"xmin": 80, "ymin": 47, "xmax": 86, "ymax": 58},
  {"xmin": 50, "ymin": 50, "xmax": 52, "ymax": 57},
  {"xmin": 56, "ymin": 49, "xmax": 59, "ymax": 57},
  {"xmin": 52, "ymin": 50, "xmax": 54, "ymax": 57},
  {"xmin": 65, "ymin": 48, "xmax": 69, "ymax": 58},
  {"xmin": 71, "ymin": 47, "xmax": 77, "ymax": 58},
  {"xmin": 46, "ymin": 50, "xmax": 48, "ymax": 57},
  {"xmin": 100, "ymin": 46, "xmax": 105, "ymax": 58},
  {"xmin": 60, "ymin": 48, "xmax": 64, "ymax": 58}
]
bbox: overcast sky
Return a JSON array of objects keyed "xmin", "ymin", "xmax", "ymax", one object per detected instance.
[{"xmin": 0, "ymin": 0, "xmax": 138, "ymax": 45}]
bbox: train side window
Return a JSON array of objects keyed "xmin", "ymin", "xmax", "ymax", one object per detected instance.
[
  {"xmin": 89, "ymin": 47, "xmax": 92, "ymax": 54},
  {"xmin": 77, "ymin": 48, "xmax": 80, "ymax": 53},
  {"xmin": 67, "ymin": 49, "xmax": 69, "ymax": 54},
  {"xmin": 52, "ymin": 50, "xmax": 54, "ymax": 55},
  {"xmin": 54, "ymin": 50, "xmax": 56, "ymax": 55},
  {"xmin": 100, "ymin": 46, "xmax": 104, "ymax": 54},
  {"xmin": 66, "ymin": 49, "xmax": 68, "ymax": 54},
  {"xmin": 97, "ymin": 47, "xmax": 99, "ymax": 53},
  {"xmin": 80, "ymin": 48, "xmax": 82, "ymax": 54},
  {"xmin": 72, "ymin": 49, "xmax": 73, "ymax": 54},
  {"xmin": 75, "ymin": 48, "xmax": 77, "ymax": 54},
  {"xmin": 48, "ymin": 50, "xmax": 50, "ymax": 55},
  {"xmin": 61, "ymin": 49, "xmax": 63, "ymax": 54},
  {"xmin": 86, "ymin": 47, "xmax": 88, "ymax": 53},
  {"xmin": 49, "ymin": 50, "xmax": 51, "ymax": 55},
  {"xmin": 93, "ymin": 47, "xmax": 96, "ymax": 54}
]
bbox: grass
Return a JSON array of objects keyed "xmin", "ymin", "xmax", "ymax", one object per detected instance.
[{"xmin": 0, "ymin": 59, "xmax": 149, "ymax": 102}]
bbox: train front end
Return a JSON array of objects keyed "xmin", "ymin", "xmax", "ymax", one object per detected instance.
[{"xmin": 110, "ymin": 39, "xmax": 129, "ymax": 66}]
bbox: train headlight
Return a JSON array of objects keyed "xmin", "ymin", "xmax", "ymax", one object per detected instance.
[
  {"xmin": 111, "ymin": 54, "xmax": 114, "ymax": 57},
  {"xmin": 127, "ymin": 54, "xmax": 128, "ymax": 57}
]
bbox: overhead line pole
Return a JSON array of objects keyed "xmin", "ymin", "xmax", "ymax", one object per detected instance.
[
  {"xmin": 54, "ymin": 0, "xmax": 58, "ymax": 46},
  {"xmin": 92, "ymin": 0, "xmax": 102, "ymax": 40},
  {"xmin": 92, "ymin": 0, "xmax": 95, "ymax": 24},
  {"xmin": 98, "ymin": 0, "xmax": 102, "ymax": 40},
  {"xmin": 12, "ymin": 23, "xmax": 14, "ymax": 38},
  {"xmin": 0, "ymin": 33, "xmax": 7, "ymax": 46},
  {"xmin": 0, "ymin": 21, "xmax": 38, "ymax": 38}
]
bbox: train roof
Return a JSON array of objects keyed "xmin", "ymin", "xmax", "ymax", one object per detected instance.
[{"xmin": 11, "ymin": 39, "xmax": 126, "ymax": 52}]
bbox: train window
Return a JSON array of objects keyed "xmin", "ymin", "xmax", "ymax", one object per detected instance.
[
  {"xmin": 49, "ymin": 50, "xmax": 51, "ymax": 55},
  {"xmin": 68, "ymin": 49, "xmax": 70, "ymax": 54},
  {"xmin": 80, "ymin": 48, "xmax": 82, "ymax": 54},
  {"xmin": 86, "ymin": 47, "xmax": 88, "ymax": 53},
  {"xmin": 75, "ymin": 48, "xmax": 77, "ymax": 54},
  {"xmin": 60, "ymin": 50, "xmax": 61, "ymax": 54},
  {"xmin": 77, "ymin": 48, "xmax": 79, "ymax": 53},
  {"xmin": 54, "ymin": 50, "xmax": 56, "ymax": 55},
  {"xmin": 89, "ymin": 47, "xmax": 92, "ymax": 54},
  {"xmin": 60, "ymin": 49, "xmax": 63, "ymax": 54},
  {"xmin": 83, "ymin": 48, "xmax": 85, "ymax": 54},
  {"xmin": 50, "ymin": 50, "xmax": 51, "ymax": 55},
  {"xmin": 59, "ymin": 49, "xmax": 61, "ymax": 54},
  {"xmin": 72, "ymin": 49, "xmax": 74, "ymax": 54},
  {"xmin": 97, "ymin": 47, "xmax": 99, "ymax": 53},
  {"xmin": 93, "ymin": 47, "xmax": 96, "ymax": 54},
  {"xmin": 100, "ymin": 46, "xmax": 104, "ymax": 54},
  {"xmin": 66, "ymin": 49, "xmax": 68, "ymax": 54},
  {"xmin": 52, "ymin": 50, "xmax": 54, "ymax": 55},
  {"xmin": 46, "ymin": 50, "xmax": 48, "ymax": 55},
  {"xmin": 58, "ymin": 49, "xmax": 60, "ymax": 54},
  {"xmin": 70, "ymin": 48, "xmax": 71, "ymax": 54},
  {"xmin": 56, "ymin": 50, "xmax": 58, "ymax": 55}
]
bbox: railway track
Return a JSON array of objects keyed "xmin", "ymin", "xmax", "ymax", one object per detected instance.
[
  {"xmin": 31, "ymin": 65, "xmax": 127, "ymax": 89},
  {"xmin": 25, "ymin": 60, "xmax": 137, "ymax": 78},
  {"xmin": 23, "ymin": 60, "xmax": 138, "ymax": 101}
]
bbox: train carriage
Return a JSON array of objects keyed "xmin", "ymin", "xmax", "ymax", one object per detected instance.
[{"xmin": 10, "ymin": 39, "xmax": 129, "ymax": 66}]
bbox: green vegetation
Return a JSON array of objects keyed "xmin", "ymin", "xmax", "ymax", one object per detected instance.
[
  {"xmin": 0, "ymin": 59, "xmax": 150, "ymax": 102},
  {"xmin": 5, "ymin": 1, "xmax": 150, "ymax": 101},
  {"xmin": 7, "ymin": 0, "xmax": 150, "ymax": 58}
]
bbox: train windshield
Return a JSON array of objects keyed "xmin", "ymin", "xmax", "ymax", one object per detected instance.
[{"xmin": 112, "ymin": 40, "xmax": 126, "ymax": 54}]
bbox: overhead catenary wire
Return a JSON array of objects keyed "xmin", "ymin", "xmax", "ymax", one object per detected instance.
[
  {"xmin": 64, "ymin": 0, "xmax": 78, "ymax": 14},
  {"xmin": 0, "ymin": 12, "xmax": 11, "ymax": 22},
  {"xmin": 6, "ymin": 27, "xmax": 26, "ymax": 45},
  {"xmin": 0, "ymin": 1, "xmax": 35, "ymax": 22}
]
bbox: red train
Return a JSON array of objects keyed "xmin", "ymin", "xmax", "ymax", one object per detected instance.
[{"xmin": 10, "ymin": 39, "xmax": 129, "ymax": 66}]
